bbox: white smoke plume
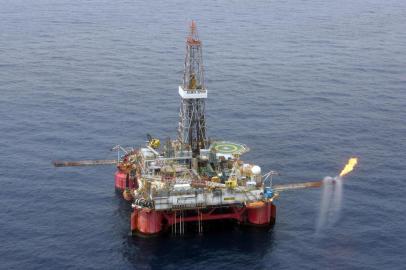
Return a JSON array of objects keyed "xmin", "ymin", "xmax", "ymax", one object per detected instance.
[{"xmin": 316, "ymin": 176, "xmax": 343, "ymax": 232}]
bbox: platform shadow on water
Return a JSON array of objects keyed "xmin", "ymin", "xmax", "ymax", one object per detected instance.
[{"xmin": 121, "ymin": 222, "xmax": 275, "ymax": 269}]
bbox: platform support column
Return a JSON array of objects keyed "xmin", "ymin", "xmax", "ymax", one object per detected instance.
[
  {"xmin": 247, "ymin": 202, "xmax": 275, "ymax": 226},
  {"xmin": 136, "ymin": 210, "xmax": 163, "ymax": 235}
]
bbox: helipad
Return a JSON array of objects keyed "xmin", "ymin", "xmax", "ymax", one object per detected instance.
[{"xmin": 210, "ymin": 141, "xmax": 249, "ymax": 155}]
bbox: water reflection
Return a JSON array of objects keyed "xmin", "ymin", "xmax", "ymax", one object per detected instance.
[{"xmin": 121, "ymin": 223, "xmax": 275, "ymax": 269}]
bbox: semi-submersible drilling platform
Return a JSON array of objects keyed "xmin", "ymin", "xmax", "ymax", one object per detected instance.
[
  {"xmin": 116, "ymin": 22, "xmax": 278, "ymax": 235},
  {"xmin": 54, "ymin": 22, "xmax": 358, "ymax": 236}
]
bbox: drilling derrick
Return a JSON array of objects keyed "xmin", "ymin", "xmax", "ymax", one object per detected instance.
[{"xmin": 178, "ymin": 21, "xmax": 207, "ymax": 157}]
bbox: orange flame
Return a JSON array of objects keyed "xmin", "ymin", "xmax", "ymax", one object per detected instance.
[{"xmin": 339, "ymin": 157, "xmax": 358, "ymax": 177}]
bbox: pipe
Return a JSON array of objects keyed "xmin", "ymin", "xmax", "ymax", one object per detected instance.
[
  {"xmin": 273, "ymin": 181, "xmax": 322, "ymax": 192},
  {"xmin": 53, "ymin": 160, "xmax": 117, "ymax": 167}
]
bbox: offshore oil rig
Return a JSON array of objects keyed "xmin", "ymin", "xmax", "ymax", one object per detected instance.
[{"xmin": 54, "ymin": 22, "xmax": 358, "ymax": 235}]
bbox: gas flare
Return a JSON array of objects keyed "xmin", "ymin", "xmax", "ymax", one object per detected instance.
[{"xmin": 339, "ymin": 157, "xmax": 358, "ymax": 177}]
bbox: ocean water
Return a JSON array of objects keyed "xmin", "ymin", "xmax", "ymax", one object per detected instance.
[{"xmin": 1, "ymin": 0, "xmax": 405, "ymax": 269}]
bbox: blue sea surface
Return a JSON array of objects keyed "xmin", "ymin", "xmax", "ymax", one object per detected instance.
[{"xmin": 1, "ymin": 0, "xmax": 405, "ymax": 269}]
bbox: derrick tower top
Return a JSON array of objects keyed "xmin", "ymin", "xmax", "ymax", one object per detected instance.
[{"xmin": 183, "ymin": 20, "xmax": 205, "ymax": 91}]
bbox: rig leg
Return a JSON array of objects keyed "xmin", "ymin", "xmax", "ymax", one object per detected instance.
[
  {"xmin": 115, "ymin": 170, "xmax": 137, "ymax": 192},
  {"xmin": 114, "ymin": 171, "xmax": 127, "ymax": 191},
  {"xmin": 136, "ymin": 209, "xmax": 163, "ymax": 235},
  {"xmin": 130, "ymin": 210, "xmax": 138, "ymax": 234},
  {"xmin": 247, "ymin": 202, "xmax": 275, "ymax": 226}
]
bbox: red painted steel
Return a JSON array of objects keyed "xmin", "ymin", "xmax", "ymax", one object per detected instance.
[
  {"xmin": 137, "ymin": 210, "xmax": 163, "ymax": 234},
  {"xmin": 163, "ymin": 207, "xmax": 246, "ymax": 226},
  {"xmin": 114, "ymin": 171, "xmax": 137, "ymax": 190},
  {"xmin": 271, "ymin": 203, "xmax": 276, "ymax": 224},
  {"xmin": 131, "ymin": 211, "xmax": 138, "ymax": 231},
  {"xmin": 247, "ymin": 202, "xmax": 273, "ymax": 225},
  {"xmin": 131, "ymin": 204, "xmax": 277, "ymax": 234},
  {"xmin": 114, "ymin": 171, "xmax": 127, "ymax": 190}
]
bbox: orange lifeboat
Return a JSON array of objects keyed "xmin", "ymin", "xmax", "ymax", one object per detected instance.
[{"xmin": 122, "ymin": 188, "xmax": 133, "ymax": 201}]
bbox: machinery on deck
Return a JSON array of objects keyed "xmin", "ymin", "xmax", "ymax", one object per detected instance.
[
  {"xmin": 53, "ymin": 22, "xmax": 358, "ymax": 236},
  {"xmin": 113, "ymin": 138, "xmax": 277, "ymax": 234}
]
